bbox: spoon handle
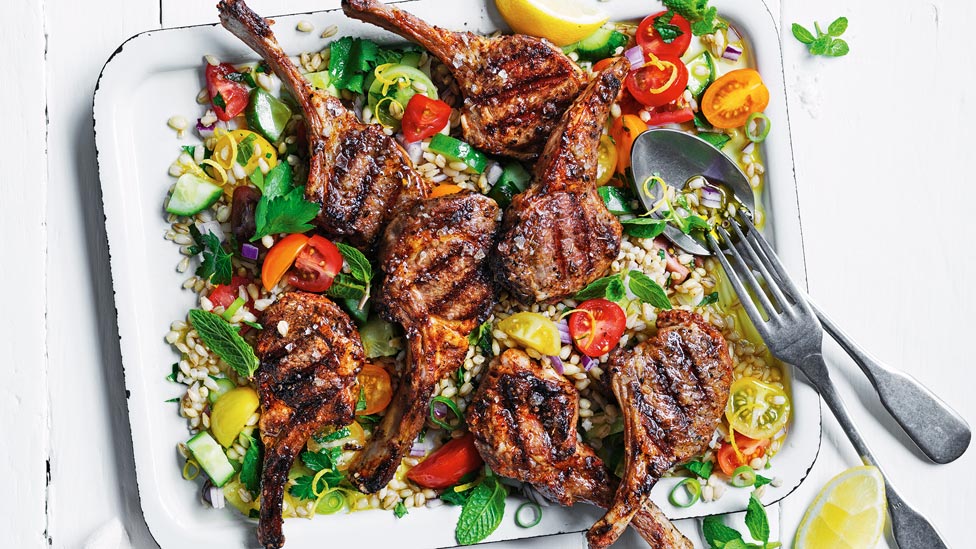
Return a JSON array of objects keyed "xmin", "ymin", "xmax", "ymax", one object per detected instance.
[{"xmin": 809, "ymin": 299, "xmax": 971, "ymax": 464}]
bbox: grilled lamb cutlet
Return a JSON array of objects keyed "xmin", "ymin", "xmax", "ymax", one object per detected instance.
[
  {"xmin": 467, "ymin": 349, "xmax": 692, "ymax": 549},
  {"xmin": 347, "ymin": 192, "xmax": 500, "ymax": 493},
  {"xmin": 253, "ymin": 292, "xmax": 365, "ymax": 549},
  {"xmin": 342, "ymin": 0, "xmax": 585, "ymax": 160},
  {"xmin": 218, "ymin": 0, "xmax": 429, "ymax": 251},
  {"xmin": 588, "ymin": 310, "xmax": 734, "ymax": 549},
  {"xmin": 492, "ymin": 59, "xmax": 627, "ymax": 303}
]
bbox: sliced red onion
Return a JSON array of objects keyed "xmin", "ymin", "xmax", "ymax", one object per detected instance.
[
  {"xmin": 722, "ymin": 45, "xmax": 743, "ymax": 62},
  {"xmin": 404, "ymin": 140, "xmax": 424, "ymax": 165},
  {"xmin": 557, "ymin": 319, "xmax": 571, "ymax": 344},
  {"xmin": 196, "ymin": 118, "xmax": 216, "ymax": 138},
  {"xmin": 701, "ymin": 185, "xmax": 723, "ymax": 203},
  {"xmin": 409, "ymin": 443, "xmax": 427, "ymax": 457},
  {"xmin": 486, "ymin": 162, "xmax": 504, "ymax": 186},
  {"xmin": 432, "ymin": 400, "xmax": 448, "ymax": 419},
  {"xmin": 581, "ymin": 355, "xmax": 597, "ymax": 372},
  {"xmin": 624, "ymin": 46, "xmax": 645, "ymax": 70},
  {"xmin": 241, "ymin": 243, "xmax": 259, "ymax": 260},
  {"xmin": 548, "ymin": 355, "xmax": 565, "ymax": 374},
  {"xmin": 741, "ymin": 142, "xmax": 755, "ymax": 155},
  {"xmin": 201, "ymin": 481, "xmax": 225, "ymax": 509}
]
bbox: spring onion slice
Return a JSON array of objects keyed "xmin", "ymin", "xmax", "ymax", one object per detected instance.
[
  {"xmin": 668, "ymin": 478, "xmax": 701, "ymax": 508},
  {"xmin": 730, "ymin": 465, "xmax": 757, "ymax": 488},
  {"xmin": 315, "ymin": 488, "xmax": 347, "ymax": 515},
  {"xmin": 745, "ymin": 113, "xmax": 771, "ymax": 143},
  {"xmin": 182, "ymin": 459, "xmax": 200, "ymax": 481},
  {"xmin": 222, "ymin": 297, "xmax": 246, "ymax": 322},
  {"xmin": 515, "ymin": 502, "xmax": 542, "ymax": 528},
  {"xmin": 429, "ymin": 396, "xmax": 463, "ymax": 431}
]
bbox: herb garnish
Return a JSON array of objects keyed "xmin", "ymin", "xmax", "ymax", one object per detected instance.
[
  {"xmin": 250, "ymin": 163, "xmax": 320, "ymax": 242},
  {"xmin": 212, "ymin": 92, "xmax": 227, "ymax": 109},
  {"xmin": 235, "ymin": 133, "xmax": 257, "ymax": 166},
  {"xmin": 326, "ymin": 243, "xmax": 374, "ymax": 303},
  {"xmin": 662, "ymin": 0, "xmax": 727, "ymax": 36},
  {"xmin": 653, "ymin": 12, "xmax": 684, "ymax": 44},
  {"xmin": 240, "ymin": 434, "xmax": 262, "ymax": 496},
  {"xmin": 187, "ymin": 310, "xmax": 259, "ymax": 377},
  {"xmin": 188, "ymin": 225, "xmax": 233, "ymax": 286},
  {"xmin": 574, "ymin": 274, "xmax": 626, "ymax": 302},
  {"xmin": 468, "ymin": 321, "xmax": 493, "ymax": 356},
  {"xmin": 290, "ymin": 447, "xmax": 344, "ymax": 500},
  {"xmin": 394, "ymin": 501, "xmax": 409, "ymax": 518},
  {"xmin": 684, "ymin": 459, "xmax": 714, "ymax": 479},
  {"xmin": 702, "ymin": 493, "xmax": 780, "ymax": 549},
  {"xmin": 792, "ymin": 17, "xmax": 849, "ymax": 57},
  {"xmin": 455, "ymin": 473, "xmax": 508, "ymax": 546},
  {"xmin": 619, "ymin": 217, "xmax": 668, "ymax": 239},
  {"xmin": 699, "ymin": 292, "xmax": 720, "ymax": 306},
  {"xmin": 628, "ymin": 270, "xmax": 673, "ymax": 310}
]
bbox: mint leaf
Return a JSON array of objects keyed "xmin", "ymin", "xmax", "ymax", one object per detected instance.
[
  {"xmin": 326, "ymin": 273, "xmax": 368, "ymax": 300},
  {"xmin": 212, "ymin": 92, "xmax": 226, "ymax": 109},
  {"xmin": 745, "ymin": 493, "xmax": 770, "ymax": 545},
  {"xmin": 754, "ymin": 474, "xmax": 773, "ymax": 488},
  {"xmin": 827, "ymin": 39, "xmax": 850, "ymax": 57},
  {"xmin": 188, "ymin": 310, "xmax": 258, "ymax": 377},
  {"xmin": 236, "ymin": 133, "xmax": 257, "ymax": 166},
  {"xmin": 702, "ymin": 515, "xmax": 743, "ymax": 548},
  {"xmin": 809, "ymin": 35, "xmax": 832, "ymax": 56},
  {"xmin": 336, "ymin": 242, "xmax": 373, "ymax": 285},
  {"xmin": 440, "ymin": 484, "xmax": 474, "ymax": 506},
  {"xmin": 628, "ymin": 270, "xmax": 672, "ymax": 310},
  {"xmin": 606, "ymin": 277, "xmax": 626, "ymax": 302},
  {"xmin": 468, "ymin": 321, "xmax": 493, "ymax": 356},
  {"xmin": 698, "ymin": 292, "xmax": 719, "ymax": 306},
  {"xmin": 680, "ymin": 214, "xmax": 712, "ymax": 234},
  {"xmin": 620, "ymin": 217, "xmax": 668, "ymax": 239},
  {"xmin": 791, "ymin": 23, "xmax": 815, "ymax": 44},
  {"xmin": 684, "ymin": 460, "xmax": 713, "ymax": 479},
  {"xmin": 574, "ymin": 274, "xmax": 623, "ymax": 301},
  {"xmin": 394, "ymin": 501, "xmax": 409, "ymax": 518},
  {"xmin": 314, "ymin": 426, "xmax": 351, "ymax": 444},
  {"xmin": 455, "ymin": 476, "xmax": 507, "ymax": 545},
  {"xmin": 240, "ymin": 434, "xmax": 262, "ymax": 496},
  {"xmin": 653, "ymin": 12, "xmax": 684, "ymax": 44},
  {"xmin": 598, "ymin": 186, "xmax": 634, "ymax": 215},
  {"xmin": 827, "ymin": 16, "xmax": 848, "ymax": 37},
  {"xmin": 698, "ymin": 132, "xmax": 732, "ymax": 150},
  {"xmin": 690, "ymin": 7, "xmax": 727, "ymax": 36}
]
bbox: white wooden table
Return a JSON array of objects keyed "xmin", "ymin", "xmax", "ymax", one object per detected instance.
[{"xmin": 4, "ymin": 0, "xmax": 975, "ymax": 547}]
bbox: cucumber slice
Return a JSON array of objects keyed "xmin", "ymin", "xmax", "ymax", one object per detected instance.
[
  {"xmin": 686, "ymin": 51, "xmax": 716, "ymax": 97},
  {"xmin": 488, "ymin": 161, "xmax": 532, "ymax": 207},
  {"xmin": 186, "ymin": 431, "xmax": 235, "ymax": 487},
  {"xmin": 306, "ymin": 71, "xmax": 340, "ymax": 97},
  {"xmin": 246, "ymin": 88, "xmax": 292, "ymax": 143},
  {"xmin": 166, "ymin": 173, "xmax": 223, "ymax": 216},
  {"xmin": 574, "ymin": 28, "xmax": 629, "ymax": 61},
  {"xmin": 367, "ymin": 64, "xmax": 438, "ymax": 131},
  {"xmin": 428, "ymin": 134, "xmax": 489, "ymax": 174},
  {"xmin": 207, "ymin": 377, "xmax": 238, "ymax": 404}
]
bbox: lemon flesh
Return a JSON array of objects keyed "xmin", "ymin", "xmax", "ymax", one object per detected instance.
[
  {"xmin": 795, "ymin": 466, "xmax": 886, "ymax": 549},
  {"xmin": 495, "ymin": 0, "xmax": 608, "ymax": 46}
]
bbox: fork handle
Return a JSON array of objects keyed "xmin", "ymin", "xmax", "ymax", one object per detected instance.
[
  {"xmin": 809, "ymin": 301, "xmax": 972, "ymax": 464},
  {"xmin": 798, "ymin": 353, "xmax": 950, "ymax": 549}
]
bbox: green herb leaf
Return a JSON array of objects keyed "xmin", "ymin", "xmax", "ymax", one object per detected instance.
[
  {"xmin": 680, "ymin": 215, "xmax": 712, "ymax": 235},
  {"xmin": 326, "ymin": 273, "xmax": 369, "ymax": 300},
  {"xmin": 575, "ymin": 274, "xmax": 623, "ymax": 301},
  {"xmin": 188, "ymin": 310, "xmax": 259, "ymax": 377},
  {"xmin": 620, "ymin": 218, "xmax": 668, "ymax": 239},
  {"xmin": 182, "ymin": 145, "xmax": 196, "ymax": 157},
  {"xmin": 827, "ymin": 16, "xmax": 848, "ymax": 37},
  {"xmin": 702, "ymin": 515, "xmax": 743, "ymax": 548},
  {"xmin": 240, "ymin": 434, "xmax": 262, "ymax": 496},
  {"xmin": 653, "ymin": 12, "xmax": 684, "ymax": 44},
  {"xmin": 289, "ymin": 475, "xmax": 319, "ymax": 500},
  {"xmin": 166, "ymin": 362, "xmax": 180, "ymax": 382},
  {"xmin": 440, "ymin": 484, "xmax": 474, "ymax": 506},
  {"xmin": 301, "ymin": 446, "xmax": 343, "ymax": 472},
  {"xmin": 809, "ymin": 35, "xmax": 832, "ymax": 56},
  {"xmin": 455, "ymin": 476, "xmax": 507, "ymax": 545},
  {"xmin": 791, "ymin": 23, "xmax": 815, "ymax": 44},
  {"xmin": 336, "ymin": 242, "xmax": 373, "ymax": 285},
  {"xmin": 212, "ymin": 92, "xmax": 227, "ymax": 109},
  {"xmin": 243, "ymin": 320, "xmax": 263, "ymax": 330},
  {"xmin": 249, "ymin": 170, "xmax": 266, "ymax": 193},
  {"xmin": 628, "ymin": 270, "xmax": 672, "ymax": 310},
  {"xmin": 355, "ymin": 386, "xmax": 368, "ymax": 412},
  {"xmin": 262, "ymin": 162, "xmax": 293, "ymax": 200},
  {"xmin": 690, "ymin": 7, "xmax": 727, "ymax": 36},
  {"xmin": 356, "ymin": 413, "xmax": 381, "ymax": 425},
  {"xmin": 468, "ymin": 321, "xmax": 494, "ymax": 356},
  {"xmin": 251, "ymin": 187, "xmax": 320, "ymax": 241},
  {"xmin": 192, "ymin": 228, "xmax": 233, "ymax": 286},
  {"xmin": 745, "ymin": 493, "xmax": 770, "ymax": 545},
  {"xmin": 394, "ymin": 501, "xmax": 409, "ymax": 518},
  {"xmin": 698, "ymin": 132, "xmax": 732, "ymax": 150},
  {"xmin": 699, "ymin": 292, "xmax": 719, "ymax": 306},
  {"xmin": 827, "ymin": 39, "xmax": 850, "ymax": 57},
  {"xmin": 663, "ymin": 0, "xmax": 727, "ymax": 36},
  {"xmin": 754, "ymin": 474, "xmax": 773, "ymax": 488},
  {"xmin": 315, "ymin": 426, "xmax": 351, "ymax": 444},
  {"xmin": 606, "ymin": 277, "xmax": 626, "ymax": 302},
  {"xmin": 684, "ymin": 460, "xmax": 713, "ymax": 479},
  {"xmin": 598, "ymin": 186, "xmax": 635, "ymax": 215},
  {"xmin": 165, "ymin": 397, "xmax": 180, "ymax": 403},
  {"xmin": 236, "ymin": 133, "xmax": 257, "ymax": 166}
]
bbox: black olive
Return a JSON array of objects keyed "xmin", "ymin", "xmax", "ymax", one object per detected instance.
[{"xmin": 231, "ymin": 186, "xmax": 261, "ymax": 244}]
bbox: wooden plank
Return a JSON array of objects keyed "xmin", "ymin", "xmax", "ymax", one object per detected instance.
[
  {"xmin": 1, "ymin": 0, "xmax": 49, "ymax": 547},
  {"xmin": 44, "ymin": 0, "xmax": 161, "ymax": 545}
]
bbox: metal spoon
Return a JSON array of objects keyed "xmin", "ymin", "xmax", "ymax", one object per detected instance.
[{"xmin": 629, "ymin": 127, "xmax": 971, "ymax": 464}]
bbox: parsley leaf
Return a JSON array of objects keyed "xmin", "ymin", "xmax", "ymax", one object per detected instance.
[
  {"xmin": 190, "ymin": 226, "xmax": 233, "ymax": 286},
  {"xmin": 575, "ymin": 274, "xmax": 624, "ymax": 301},
  {"xmin": 745, "ymin": 493, "xmax": 770, "ymax": 545},
  {"xmin": 455, "ymin": 475, "xmax": 507, "ymax": 545},
  {"xmin": 188, "ymin": 310, "xmax": 259, "ymax": 377},
  {"xmin": 289, "ymin": 475, "xmax": 319, "ymax": 500},
  {"xmin": 250, "ymin": 163, "xmax": 320, "ymax": 241},
  {"xmin": 684, "ymin": 460, "xmax": 713, "ymax": 479},
  {"xmin": 355, "ymin": 386, "xmax": 368, "ymax": 412},
  {"xmin": 699, "ymin": 292, "xmax": 719, "ymax": 306},
  {"xmin": 394, "ymin": 501, "xmax": 409, "ymax": 518},
  {"xmin": 793, "ymin": 17, "xmax": 850, "ymax": 57},
  {"xmin": 468, "ymin": 321, "xmax": 493, "ymax": 356},
  {"xmin": 628, "ymin": 270, "xmax": 673, "ymax": 310},
  {"xmin": 240, "ymin": 434, "xmax": 262, "ymax": 496},
  {"xmin": 653, "ymin": 12, "xmax": 684, "ymax": 44},
  {"xmin": 301, "ymin": 446, "xmax": 343, "ymax": 472}
]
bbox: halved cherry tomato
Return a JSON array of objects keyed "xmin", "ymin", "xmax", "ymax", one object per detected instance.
[
  {"xmin": 645, "ymin": 104, "xmax": 695, "ymax": 127},
  {"xmin": 609, "ymin": 114, "xmax": 648, "ymax": 175},
  {"xmin": 637, "ymin": 11, "xmax": 692, "ymax": 58},
  {"xmin": 568, "ymin": 298, "xmax": 627, "ymax": 357},
  {"xmin": 406, "ymin": 432, "xmax": 484, "ymax": 489},
  {"xmin": 402, "ymin": 94, "xmax": 452, "ymax": 142},
  {"xmin": 626, "ymin": 54, "xmax": 689, "ymax": 108},
  {"xmin": 596, "ymin": 135, "xmax": 618, "ymax": 186},
  {"xmin": 261, "ymin": 233, "xmax": 308, "ymax": 291},
  {"xmin": 726, "ymin": 377, "xmax": 791, "ymax": 440},
  {"xmin": 286, "ymin": 235, "xmax": 343, "ymax": 293},
  {"xmin": 716, "ymin": 434, "xmax": 771, "ymax": 476},
  {"xmin": 205, "ymin": 63, "xmax": 249, "ymax": 122},
  {"xmin": 429, "ymin": 184, "xmax": 464, "ymax": 198},
  {"xmin": 700, "ymin": 68, "xmax": 770, "ymax": 129},
  {"xmin": 356, "ymin": 362, "xmax": 393, "ymax": 416},
  {"xmin": 592, "ymin": 57, "xmax": 618, "ymax": 73},
  {"xmin": 208, "ymin": 276, "xmax": 251, "ymax": 309}
]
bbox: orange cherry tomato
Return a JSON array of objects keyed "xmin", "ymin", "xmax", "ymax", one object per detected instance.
[
  {"xmin": 286, "ymin": 235, "xmax": 343, "ymax": 293},
  {"xmin": 406, "ymin": 433, "xmax": 484, "ymax": 489},
  {"xmin": 260, "ymin": 233, "xmax": 308, "ymax": 291},
  {"xmin": 609, "ymin": 114, "xmax": 648, "ymax": 175},
  {"xmin": 716, "ymin": 434, "xmax": 770, "ymax": 476},
  {"xmin": 356, "ymin": 362, "xmax": 393, "ymax": 416},
  {"xmin": 568, "ymin": 299, "xmax": 627, "ymax": 357},
  {"xmin": 429, "ymin": 184, "xmax": 464, "ymax": 198},
  {"xmin": 592, "ymin": 57, "xmax": 618, "ymax": 73},
  {"xmin": 700, "ymin": 68, "xmax": 770, "ymax": 129}
]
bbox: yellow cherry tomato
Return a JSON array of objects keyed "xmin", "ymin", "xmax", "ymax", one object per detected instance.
[
  {"xmin": 498, "ymin": 312, "xmax": 562, "ymax": 356},
  {"xmin": 725, "ymin": 376, "xmax": 791, "ymax": 440},
  {"xmin": 596, "ymin": 134, "xmax": 618, "ymax": 186},
  {"xmin": 210, "ymin": 387, "xmax": 260, "ymax": 447}
]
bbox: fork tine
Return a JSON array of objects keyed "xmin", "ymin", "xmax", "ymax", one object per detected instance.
[
  {"xmin": 726, "ymin": 218, "xmax": 792, "ymax": 309},
  {"xmin": 739, "ymin": 214, "xmax": 807, "ymax": 304},
  {"xmin": 706, "ymin": 232, "xmax": 772, "ymax": 340},
  {"xmin": 714, "ymin": 224, "xmax": 779, "ymax": 318}
]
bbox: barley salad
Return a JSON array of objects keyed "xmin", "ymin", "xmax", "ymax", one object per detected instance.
[{"xmin": 160, "ymin": 0, "xmax": 791, "ymax": 545}]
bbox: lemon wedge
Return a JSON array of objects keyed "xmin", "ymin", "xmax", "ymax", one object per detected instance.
[
  {"xmin": 794, "ymin": 466, "xmax": 887, "ymax": 549},
  {"xmin": 495, "ymin": 0, "xmax": 609, "ymax": 47}
]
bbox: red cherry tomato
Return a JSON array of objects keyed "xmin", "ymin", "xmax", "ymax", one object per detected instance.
[
  {"xmin": 626, "ymin": 55, "xmax": 689, "ymax": 108},
  {"xmin": 716, "ymin": 434, "xmax": 770, "ymax": 476},
  {"xmin": 208, "ymin": 276, "xmax": 251, "ymax": 308},
  {"xmin": 286, "ymin": 235, "xmax": 344, "ymax": 293},
  {"xmin": 406, "ymin": 433, "xmax": 484, "ymax": 489},
  {"xmin": 205, "ymin": 62, "xmax": 249, "ymax": 121},
  {"xmin": 637, "ymin": 11, "xmax": 692, "ymax": 58},
  {"xmin": 401, "ymin": 95, "xmax": 452, "ymax": 142},
  {"xmin": 568, "ymin": 299, "xmax": 627, "ymax": 358},
  {"xmin": 646, "ymin": 104, "xmax": 695, "ymax": 126}
]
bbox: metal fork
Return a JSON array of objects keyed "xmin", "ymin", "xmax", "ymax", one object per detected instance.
[{"xmin": 706, "ymin": 214, "xmax": 949, "ymax": 549}]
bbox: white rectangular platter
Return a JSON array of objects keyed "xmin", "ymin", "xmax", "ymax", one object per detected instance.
[{"xmin": 93, "ymin": 0, "xmax": 821, "ymax": 547}]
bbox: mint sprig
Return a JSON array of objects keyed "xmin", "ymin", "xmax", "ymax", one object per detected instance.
[
  {"xmin": 188, "ymin": 310, "xmax": 258, "ymax": 377},
  {"xmin": 702, "ymin": 493, "xmax": 780, "ymax": 549},
  {"xmin": 455, "ymin": 474, "xmax": 507, "ymax": 545},
  {"xmin": 792, "ymin": 17, "xmax": 849, "ymax": 57},
  {"xmin": 662, "ymin": 0, "xmax": 727, "ymax": 36}
]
